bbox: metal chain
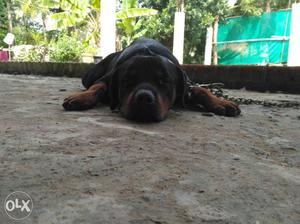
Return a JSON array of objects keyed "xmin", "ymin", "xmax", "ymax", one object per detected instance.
[{"xmin": 191, "ymin": 83, "xmax": 300, "ymax": 108}]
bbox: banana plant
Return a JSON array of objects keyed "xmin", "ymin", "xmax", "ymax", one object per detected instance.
[
  {"xmin": 116, "ymin": 0, "xmax": 158, "ymax": 47},
  {"xmin": 45, "ymin": 0, "xmax": 101, "ymax": 47}
]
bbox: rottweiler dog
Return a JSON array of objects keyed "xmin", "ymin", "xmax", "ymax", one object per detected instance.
[{"xmin": 63, "ymin": 37, "xmax": 240, "ymax": 122}]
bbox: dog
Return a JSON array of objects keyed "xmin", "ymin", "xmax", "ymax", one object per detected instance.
[{"xmin": 63, "ymin": 37, "xmax": 240, "ymax": 122}]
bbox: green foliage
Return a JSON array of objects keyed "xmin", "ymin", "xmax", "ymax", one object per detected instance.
[
  {"xmin": 184, "ymin": 0, "xmax": 230, "ymax": 63},
  {"xmin": 48, "ymin": 33, "xmax": 86, "ymax": 62},
  {"xmin": 117, "ymin": 0, "xmax": 158, "ymax": 47},
  {"xmin": 233, "ymin": 0, "xmax": 263, "ymax": 16},
  {"xmin": 12, "ymin": 25, "xmax": 45, "ymax": 45},
  {"xmin": 45, "ymin": 0, "xmax": 101, "ymax": 47},
  {"xmin": 7, "ymin": 0, "xmax": 293, "ymax": 63},
  {"xmin": 141, "ymin": 0, "xmax": 230, "ymax": 63},
  {"xmin": 14, "ymin": 46, "xmax": 47, "ymax": 62},
  {"xmin": 12, "ymin": 0, "xmax": 100, "ymax": 48},
  {"xmin": 233, "ymin": 0, "xmax": 291, "ymax": 16},
  {"xmin": 140, "ymin": 0, "xmax": 290, "ymax": 63},
  {"xmin": 0, "ymin": 0, "xmax": 8, "ymax": 47},
  {"xmin": 48, "ymin": 0, "xmax": 91, "ymax": 29},
  {"xmin": 139, "ymin": 1, "xmax": 176, "ymax": 48}
]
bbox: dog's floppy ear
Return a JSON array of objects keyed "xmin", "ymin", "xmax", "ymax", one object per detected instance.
[
  {"xmin": 82, "ymin": 52, "xmax": 119, "ymax": 89},
  {"xmin": 174, "ymin": 65, "xmax": 189, "ymax": 107}
]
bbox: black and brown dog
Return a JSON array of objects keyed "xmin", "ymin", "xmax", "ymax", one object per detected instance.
[{"xmin": 63, "ymin": 37, "xmax": 240, "ymax": 122}]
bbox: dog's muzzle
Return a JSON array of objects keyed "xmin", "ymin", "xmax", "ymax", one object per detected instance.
[
  {"xmin": 134, "ymin": 89, "xmax": 155, "ymax": 106},
  {"xmin": 122, "ymin": 86, "xmax": 164, "ymax": 122}
]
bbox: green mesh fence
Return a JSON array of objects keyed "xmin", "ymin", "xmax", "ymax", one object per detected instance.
[{"xmin": 217, "ymin": 10, "xmax": 291, "ymax": 65}]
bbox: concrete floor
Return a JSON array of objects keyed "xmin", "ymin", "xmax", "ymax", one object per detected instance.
[{"xmin": 0, "ymin": 74, "xmax": 300, "ymax": 224}]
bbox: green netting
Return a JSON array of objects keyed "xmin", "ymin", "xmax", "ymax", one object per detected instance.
[{"xmin": 217, "ymin": 10, "xmax": 291, "ymax": 65}]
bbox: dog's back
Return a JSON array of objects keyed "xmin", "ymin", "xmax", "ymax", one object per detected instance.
[{"xmin": 115, "ymin": 37, "xmax": 179, "ymax": 67}]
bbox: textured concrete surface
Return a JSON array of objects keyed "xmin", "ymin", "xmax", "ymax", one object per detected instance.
[{"xmin": 0, "ymin": 74, "xmax": 300, "ymax": 224}]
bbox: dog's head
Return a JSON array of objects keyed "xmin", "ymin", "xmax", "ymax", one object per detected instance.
[{"xmin": 108, "ymin": 55, "xmax": 187, "ymax": 122}]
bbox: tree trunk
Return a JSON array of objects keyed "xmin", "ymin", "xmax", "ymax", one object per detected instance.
[
  {"xmin": 176, "ymin": 0, "xmax": 184, "ymax": 12},
  {"xmin": 173, "ymin": 0, "xmax": 185, "ymax": 64},
  {"xmin": 6, "ymin": 0, "xmax": 13, "ymax": 33},
  {"xmin": 265, "ymin": 0, "xmax": 271, "ymax": 12},
  {"xmin": 42, "ymin": 14, "xmax": 48, "ymax": 42},
  {"xmin": 288, "ymin": 0, "xmax": 292, "ymax": 8}
]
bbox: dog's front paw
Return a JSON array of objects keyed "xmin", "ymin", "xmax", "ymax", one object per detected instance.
[
  {"xmin": 208, "ymin": 99, "xmax": 241, "ymax": 117},
  {"xmin": 63, "ymin": 92, "xmax": 98, "ymax": 111}
]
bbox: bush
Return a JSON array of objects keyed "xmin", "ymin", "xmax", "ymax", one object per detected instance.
[
  {"xmin": 49, "ymin": 33, "xmax": 86, "ymax": 62},
  {"xmin": 12, "ymin": 25, "xmax": 45, "ymax": 46},
  {"xmin": 14, "ymin": 45, "xmax": 47, "ymax": 62}
]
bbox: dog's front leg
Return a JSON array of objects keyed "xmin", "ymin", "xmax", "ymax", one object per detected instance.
[
  {"xmin": 189, "ymin": 86, "xmax": 241, "ymax": 117},
  {"xmin": 63, "ymin": 82, "xmax": 107, "ymax": 111}
]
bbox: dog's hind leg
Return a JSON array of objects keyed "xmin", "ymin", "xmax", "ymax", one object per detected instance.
[
  {"xmin": 63, "ymin": 82, "xmax": 107, "ymax": 111},
  {"xmin": 189, "ymin": 86, "xmax": 241, "ymax": 117}
]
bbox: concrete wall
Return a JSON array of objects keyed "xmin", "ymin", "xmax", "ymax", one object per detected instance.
[
  {"xmin": 0, "ymin": 62, "xmax": 93, "ymax": 78},
  {"xmin": 0, "ymin": 62, "xmax": 299, "ymax": 93},
  {"xmin": 182, "ymin": 65, "xmax": 300, "ymax": 94}
]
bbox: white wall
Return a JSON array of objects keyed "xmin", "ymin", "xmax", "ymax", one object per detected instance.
[
  {"xmin": 172, "ymin": 12, "xmax": 185, "ymax": 64},
  {"xmin": 288, "ymin": 3, "xmax": 300, "ymax": 66},
  {"xmin": 204, "ymin": 26, "xmax": 213, "ymax": 65},
  {"xmin": 100, "ymin": 0, "xmax": 116, "ymax": 58}
]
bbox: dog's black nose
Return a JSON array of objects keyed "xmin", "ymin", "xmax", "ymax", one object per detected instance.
[{"xmin": 134, "ymin": 89, "xmax": 155, "ymax": 105}]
